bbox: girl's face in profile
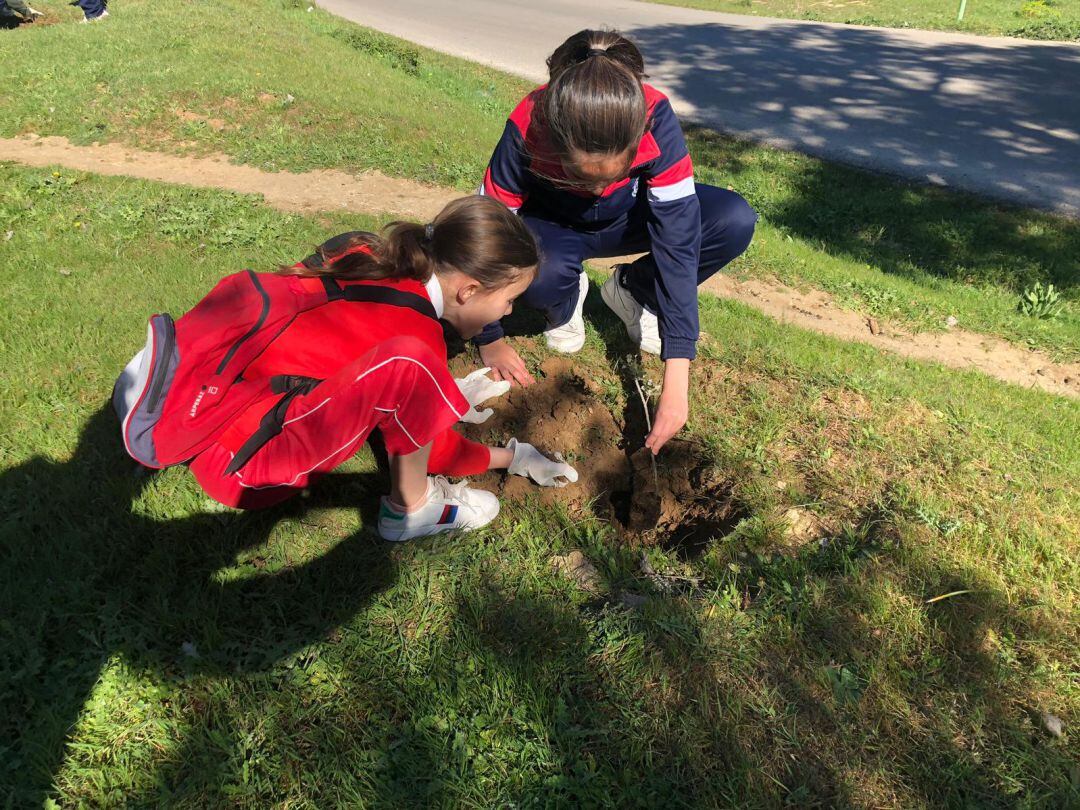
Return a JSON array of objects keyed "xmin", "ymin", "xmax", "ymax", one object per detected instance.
[
  {"xmin": 560, "ymin": 149, "xmax": 635, "ymax": 196},
  {"xmin": 441, "ymin": 269, "xmax": 536, "ymax": 339}
]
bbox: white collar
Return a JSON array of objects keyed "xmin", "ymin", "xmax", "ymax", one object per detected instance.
[{"xmin": 424, "ymin": 274, "xmax": 445, "ymax": 318}]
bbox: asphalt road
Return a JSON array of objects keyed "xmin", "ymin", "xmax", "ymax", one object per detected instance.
[{"xmin": 318, "ymin": 0, "xmax": 1080, "ymax": 217}]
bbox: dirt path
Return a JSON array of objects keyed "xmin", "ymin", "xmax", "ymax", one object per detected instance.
[
  {"xmin": 5, "ymin": 134, "xmax": 1077, "ymax": 399},
  {"xmin": 4, "ymin": 134, "xmax": 451, "ymax": 221}
]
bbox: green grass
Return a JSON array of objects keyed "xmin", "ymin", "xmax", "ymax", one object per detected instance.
[
  {"xmin": 644, "ymin": 0, "xmax": 1080, "ymax": 40},
  {"xmin": 0, "ymin": 0, "xmax": 523, "ymax": 188},
  {"xmin": 688, "ymin": 128, "xmax": 1080, "ymax": 361},
  {"xmin": 1, "ymin": 5, "xmax": 1079, "ymax": 802},
  {"xmin": 1, "ymin": 165, "xmax": 1077, "ymax": 807},
  {"xmin": 4, "ymin": 0, "xmax": 1079, "ymax": 360}
]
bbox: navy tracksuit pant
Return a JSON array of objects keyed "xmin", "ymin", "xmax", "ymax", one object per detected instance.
[
  {"xmin": 76, "ymin": 0, "xmax": 106, "ymax": 19},
  {"xmin": 475, "ymin": 184, "xmax": 757, "ymax": 346}
]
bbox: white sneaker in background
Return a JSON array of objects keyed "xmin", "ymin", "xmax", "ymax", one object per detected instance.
[
  {"xmin": 543, "ymin": 271, "xmax": 589, "ymax": 354},
  {"xmin": 601, "ymin": 265, "xmax": 661, "ymax": 355},
  {"xmin": 377, "ymin": 476, "xmax": 499, "ymax": 542}
]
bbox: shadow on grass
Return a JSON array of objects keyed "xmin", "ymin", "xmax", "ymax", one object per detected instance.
[
  {"xmin": 2, "ymin": 383, "xmax": 1073, "ymax": 805},
  {"xmin": 434, "ymin": 278, "xmax": 1074, "ymax": 805},
  {"xmin": 0, "ymin": 406, "xmax": 398, "ymax": 805},
  {"xmin": 270, "ymin": 516, "xmax": 1076, "ymax": 806}
]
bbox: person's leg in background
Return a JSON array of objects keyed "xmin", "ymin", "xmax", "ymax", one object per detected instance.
[
  {"xmin": 76, "ymin": 0, "xmax": 107, "ymax": 21},
  {"xmin": 1, "ymin": 0, "xmax": 24, "ymax": 26},
  {"xmin": 4, "ymin": 0, "xmax": 44, "ymax": 20}
]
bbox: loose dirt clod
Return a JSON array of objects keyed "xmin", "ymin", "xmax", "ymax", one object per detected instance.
[{"xmin": 783, "ymin": 507, "xmax": 825, "ymax": 544}]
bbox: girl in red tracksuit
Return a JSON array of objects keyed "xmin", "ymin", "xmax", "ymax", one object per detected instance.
[
  {"xmin": 189, "ymin": 196, "xmax": 577, "ymax": 542},
  {"xmin": 477, "ymin": 30, "xmax": 757, "ymax": 456}
]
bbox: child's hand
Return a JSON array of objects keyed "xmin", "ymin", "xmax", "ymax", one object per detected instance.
[
  {"xmin": 506, "ymin": 439, "xmax": 579, "ymax": 487},
  {"xmin": 455, "ymin": 367, "xmax": 510, "ymax": 424},
  {"xmin": 478, "ymin": 339, "xmax": 536, "ymax": 387},
  {"xmin": 645, "ymin": 359, "xmax": 690, "ymax": 455},
  {"xmin": 645, "ymin": 393, "xmax": 688, "ymax": 454}
]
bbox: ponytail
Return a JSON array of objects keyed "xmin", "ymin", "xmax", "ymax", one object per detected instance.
[
  {"xmin": 282, "ymin": 196, "xmax": 537, "ymax": 290},
  {"xmin": 543, "ymin": 29, "xmax": 648, "ymax": 159},
  {"xmin": 547, "ymin": 29, "xmax": 646, "ymax": 84}
]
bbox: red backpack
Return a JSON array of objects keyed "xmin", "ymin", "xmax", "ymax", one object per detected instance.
[{"xmin": 113, "ymin": 254, "xmax": 436, "ymax": 471}]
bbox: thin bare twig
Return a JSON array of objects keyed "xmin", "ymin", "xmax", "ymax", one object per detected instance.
[{"xmin": 633, "ymin": 376, "xmax": 659, "ymax": 488}]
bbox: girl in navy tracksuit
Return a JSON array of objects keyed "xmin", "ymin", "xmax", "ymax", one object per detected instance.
[{"xmin": 476, "ymin": 29, "xmax": 757, "ymax": 454}]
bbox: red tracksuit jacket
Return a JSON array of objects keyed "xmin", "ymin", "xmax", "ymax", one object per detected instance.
[{"xmin": 215, "ymin": 273, "xmax": 490, "ymax": 477}]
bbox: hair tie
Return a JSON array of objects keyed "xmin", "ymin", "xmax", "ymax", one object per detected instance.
[
  {"xmin": 586, "ymin": 47, "xmax": 608, "ymax": 59},
  {"xmin": 424, "ymin": 223, "xmax": 435, "ymax": 242}
]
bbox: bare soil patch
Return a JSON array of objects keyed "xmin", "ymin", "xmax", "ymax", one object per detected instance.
[
  {"xmin": 458, "ymin": 357, "xmax": 746, "ymax": 553},
  {"xmin": 2, "ymin": 134, "xmax": 448, "ymax": 221}
]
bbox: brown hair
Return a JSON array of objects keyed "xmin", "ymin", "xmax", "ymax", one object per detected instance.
[
  {"xmin": 282, "ymin": 196, "xmax": 538, "ymax": 289},
  {"xmin": 543, "ymin": 29, "xmax": 648, "ymax": 160}
]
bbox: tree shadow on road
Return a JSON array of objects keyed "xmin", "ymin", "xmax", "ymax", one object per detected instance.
[{"xmin": 628, "ymin": 21, "xmax": 1080, "ymax": 296}]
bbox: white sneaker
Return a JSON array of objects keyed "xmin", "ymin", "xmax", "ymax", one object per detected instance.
[
  {"xmin": 543, "ymin": 271, "xmax": 589, "ymax": 354},
  {"xmin": 377, "ymin": 476, "xmax": 499, "ymax": 542},
  {"xmin": 601, "ymin": 266, "xmax": 661, "ymax": 355}
]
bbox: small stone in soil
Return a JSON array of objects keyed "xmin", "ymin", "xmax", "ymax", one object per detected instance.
[
  {"xmin": 552, "ymin": 550, "xmax": 603, "ymax": 593},
  {"xmin": 783, "ymin": 507, "xmax": 821, "ymax": 542},
  {"xmin": 1041, "ymin": 711, "xmax": 1064, "ymax": 738}
]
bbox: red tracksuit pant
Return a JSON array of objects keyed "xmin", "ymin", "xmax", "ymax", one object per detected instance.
[{"xmin": 190, "ymin": 336, "xmax": 469, "ymax": 509}]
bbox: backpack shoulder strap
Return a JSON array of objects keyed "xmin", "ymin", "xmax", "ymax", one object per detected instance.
[{"xmin": 320, "ymin": 277, "xmax": 438, "ymax": 321}]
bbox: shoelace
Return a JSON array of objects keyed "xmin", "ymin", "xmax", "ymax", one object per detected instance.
[{"xmin": 430, "ymin": 475, "xmax": 475, "ymax": 508}]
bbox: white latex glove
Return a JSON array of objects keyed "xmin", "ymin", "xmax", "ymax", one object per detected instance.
[
  {"xmin": 506, "ymin": 438, "xmax": 579, "ymax": 488},
  {"xmin": 455, "ymin": 367, "xmax": 511, "ymax": 424}
]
